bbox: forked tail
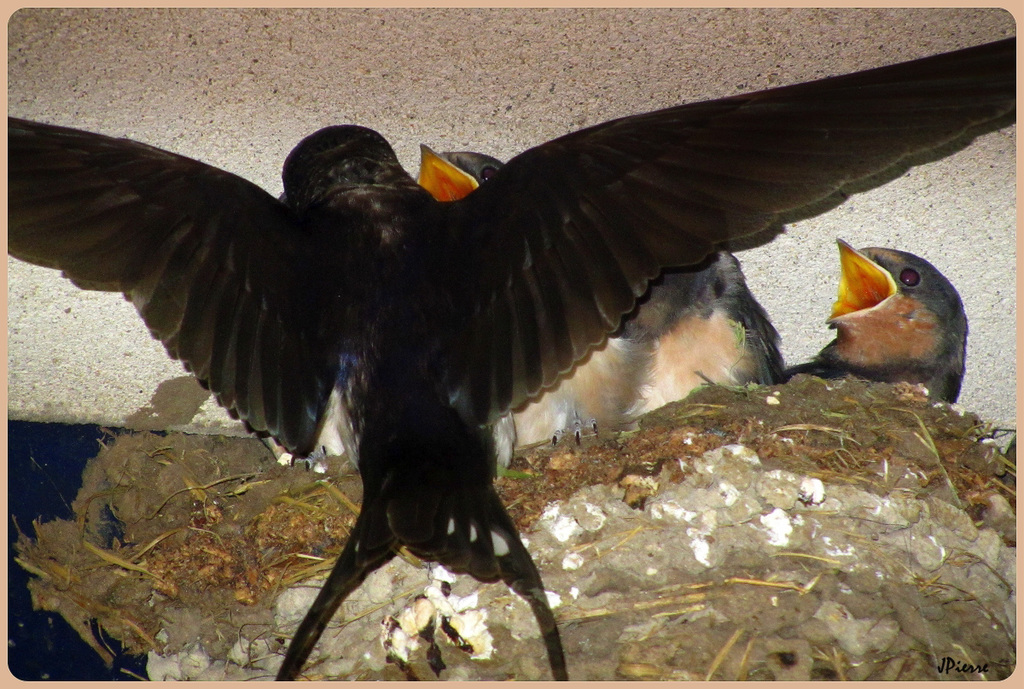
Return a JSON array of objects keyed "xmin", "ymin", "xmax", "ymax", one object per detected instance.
[{"xmin": 276, "ymin": 482, "xmax": 567, "ymax": 680}]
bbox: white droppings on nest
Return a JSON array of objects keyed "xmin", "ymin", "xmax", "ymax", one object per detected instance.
[
  {"xmin": 423, "ymin": 585, "xmax": 453, "ymax": 616},
  {"xmin": 562, "ymin": 552, "xmax": 585, "ymax": 570},
  {"xmin": 381, "ymin": 616, "xmax": 419, "ymax": 664},
  {"xmin": 381, "ymin": 575, "xmax": 496, "ymax": 663},
  {"xmin": 798, "ymin": 477, "xmax": 825, "ymax": 505},
  {"xmin": 650, "ymin": 500, "xmax": 697, "ymax": 522},
  {"xmin": 424, "ymin": 585, "xmax": 479, "ymax": 618},
  {"xmin": 765, "ymin": 395, "xmax": 780, "ymax": 405},
  {"xmin": 723, "ymin": 444, "xmax": 762, "ymax": 465},
  {"xmin": 689, "ymin": 535, "xmax": 712, "ymax": 567},
  {"xmin": 428, "ymin": 562, "xmax": 457, "ymax": 584},
  {"xmin": 450, "ymin": 590, "xmax": 480, "ymax": 614},
  {"xmin": 684, "ymin": 503, "xmax": 720, "ymax": 567},
  {"xmin": 582, "ymin": 502, "xmax": 607, "ymax": 530},
  {"xmin": 695, "ymin": 444, "xmax": 760, "ymax": 477},
  {"xmin": 397, "ymin": 596, "xmax": 436, "ymax": 636},
  {"xmin": 538, "ymin": 503, "xmax": 583, "ymax": 543},
  {"xmin": 717, "ymin": 480, "xmax": 741, "ymax": 507},
  {"xmin": 821, "ymin": 535, "xmax": 856, "ymax": 558},
  {"xmin": 692, "ymin": 508, "xmax": 718, "ymax": 534},
  {"xmin": 759, "ymin": 508, "xmax": 793, "ymax": 547},
  {"xmin": 382, "ymin": 595, "xmax": 440, "ymax": 665},
  {"xmin": 147, "ymin": 642, "xmax": 212, "ymax": 680},
  {"xmin": 447, "ymin": 609, "xmax": 494, "ymax": 660}
]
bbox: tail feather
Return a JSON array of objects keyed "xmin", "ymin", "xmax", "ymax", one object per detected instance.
[
  {"xmin": 734, "ymin": 284, "xmax": 784, "ymax": 385},
  {"xmin": 394, "ymin": 484, "xmax": 568, "ymax": 680},
  {"xmin": 275, "ymin": 509, "xmax": 396, "ymax": 680},
  {"xmin": 277, "ymin": 482, "xmax": 567, "ymax": 680},
  {"xmin": 486, "ymin": 499, "xmax": 568, "ymax": 682}
]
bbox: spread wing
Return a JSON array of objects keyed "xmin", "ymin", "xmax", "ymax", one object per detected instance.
[
  {"xmin": 9, "ymin": 118, "xmax": 338, "ymax": 452},
  {"xmin": 439, "ymin": 37, "xmax": 1015, "ymax": 424}
]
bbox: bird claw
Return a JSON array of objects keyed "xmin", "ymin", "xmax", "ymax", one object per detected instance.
[
  {"xmin": 292, "ymin": 445, "xmax": 329, "ymax": 473},
  {"xmin": 550, "ymin": 415, "xmax": 598, "ymax": 446}
]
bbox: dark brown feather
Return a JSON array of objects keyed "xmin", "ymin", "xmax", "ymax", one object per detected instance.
[{"xmin": 440, "ymin": 38, "xmax": 1013, "ymax": 424}]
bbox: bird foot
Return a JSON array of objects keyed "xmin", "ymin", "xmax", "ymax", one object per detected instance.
[
  {"xmin": 550, "ymin": 416, "xmax": 598, "ymax": 446},
  {"xmin": 287, "ymin": 445, "xmax": 330, "ymax": 473},
  {"xmin": 263, "ymin": 436, "xmax": 297, "ymax": 466}
]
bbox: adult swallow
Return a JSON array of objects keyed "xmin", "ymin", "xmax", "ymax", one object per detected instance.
[
  {"xmin": 7, "ymin": 38, "xmax": 1014, "ymax": 680},
  {"xmin": 784, "ymin": 240, "xmax": 968, "ymax": 402},
  {"xmin": 418, "ymin": 148, "xmax": 783, "ymax": 459}
]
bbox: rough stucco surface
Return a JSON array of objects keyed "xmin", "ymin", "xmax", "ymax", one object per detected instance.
[{"xmin": 6, "ymin": 8, "xmax": 1016, "ymax": 433}]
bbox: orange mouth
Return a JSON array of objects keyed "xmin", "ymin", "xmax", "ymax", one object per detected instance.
[
  {"xmin": 417, "ymin": 145, "xmax": 479, "ymax": 202},
  {"xmin": 829, "ymin": 239, "xmax": 897, "ymax": 320}
]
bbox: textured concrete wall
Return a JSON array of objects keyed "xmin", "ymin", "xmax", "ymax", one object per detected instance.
[{"xmin": 7, "ymin": 8, "xmax": 1016, "ymax": 436}]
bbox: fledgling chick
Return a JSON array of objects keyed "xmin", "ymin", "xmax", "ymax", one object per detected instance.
[
  {"xmin": 9, "ymin": 38, "xmax": 1012, "ymax": 681},
  {"xmin": 419, "ymin": 148, "xmax": 783, "ymax": 462},
  {"xmin": 785, "ymin": 240, "xmax": 968, "ymax": 402}
]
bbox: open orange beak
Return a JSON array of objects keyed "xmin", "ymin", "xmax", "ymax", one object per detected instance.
[
  {"xmin": 417, "ymin": 145, "xmax": 479, "ymax": 202},
  {"xmin": 829, "ymin": 239, "xmax": 898, "ymax": 320}
]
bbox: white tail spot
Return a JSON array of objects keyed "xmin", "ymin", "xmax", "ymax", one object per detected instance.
[{"xmin": 491, "ymin": 531, "xmax": 510, "ymax": 557}]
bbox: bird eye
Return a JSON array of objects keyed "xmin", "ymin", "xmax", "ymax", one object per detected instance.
[
  {"xmin": 899, "ymin": 268, "xmax": 920, "ymax": 287},
  {"xmin": 480, "ymin": 166, "xmax": 497, "ymax": 181}
]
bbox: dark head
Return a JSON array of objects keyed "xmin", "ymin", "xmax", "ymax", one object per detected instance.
[
  {"xmin": 416, "ymin": 147, "xmax": 504, "ymax": 202},
  {"xmin": 440, "ymin": 151, "xmax": 503, "ymax": 184},
  {"xmin": 833, "ymin": 244, "xmax": 966, "ymax": 325},
  {"xmin": 283, "ymin": 125, "xmax": 411, "ymax": 212},
  {"xmin": 826, "ymin": 240, "xmax": 967, "ymax": 401}
]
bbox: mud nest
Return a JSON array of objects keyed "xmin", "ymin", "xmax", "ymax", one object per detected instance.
[{"xmin": 14, "ymin": 375, "xmax": 1015, "ymax": 680}]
